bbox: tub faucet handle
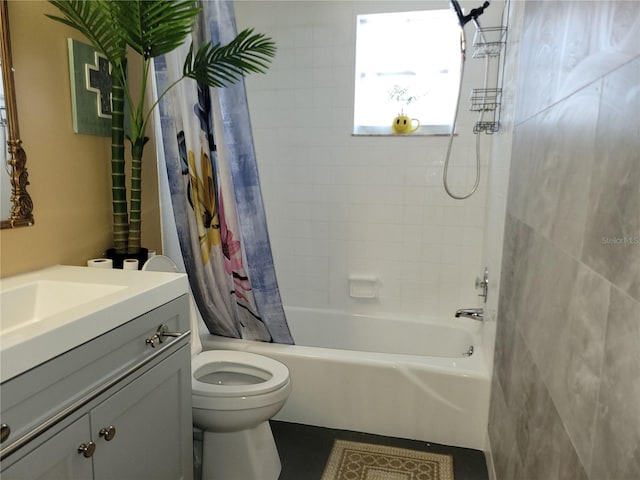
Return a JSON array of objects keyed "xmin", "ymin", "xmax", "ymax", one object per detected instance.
[{"xmin": 454, "ymin": 308, "xmax": 484, "ymax": 321}]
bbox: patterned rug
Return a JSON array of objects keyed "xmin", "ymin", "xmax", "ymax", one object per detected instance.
[{"xmin": 321, "ymin": 440, "xmax": 454, "ymax": 480}]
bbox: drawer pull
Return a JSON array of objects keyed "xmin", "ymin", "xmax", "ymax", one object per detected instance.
[
  {"xmin": 145, "ymin": 325, "xmax": 183, "ymax": 348},
  {"xmin": 0, "ymin": 424, "xmax": 10, "ymax": 444},
  {"xmin": 78, "ymin": 441, "xmax": 96, "ymax": 458},
  {"xmin": 145, "ymin": 334, "xmax": 161, "ymax": 348},
  {"xmin": 99, "ymin": 425, "xmax": 116, "ymax": 441}
]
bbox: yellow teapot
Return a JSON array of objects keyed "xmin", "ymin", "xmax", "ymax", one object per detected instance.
[{"xmin": 392, "ymin": 113, "xmax": 420, "ymax": 134}]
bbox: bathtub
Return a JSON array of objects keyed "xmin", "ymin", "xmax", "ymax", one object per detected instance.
[{"xmin": 200, "ymin": 307, "xmax": 490, "ymax": 450}]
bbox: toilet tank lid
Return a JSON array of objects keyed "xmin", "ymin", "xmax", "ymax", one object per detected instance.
[{"xmin": 141, "ymin": 255, "xmax": 181, "ymax": 273}]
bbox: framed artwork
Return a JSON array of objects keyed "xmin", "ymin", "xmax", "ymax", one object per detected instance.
[{"xmin": 67, "ymin": 38, "xmax": 112, "ymax": 136}]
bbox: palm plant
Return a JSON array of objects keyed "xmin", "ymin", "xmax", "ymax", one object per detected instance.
[{"xmin": 47, "ymin": 0, "xmax": 275, "ymax": 258}]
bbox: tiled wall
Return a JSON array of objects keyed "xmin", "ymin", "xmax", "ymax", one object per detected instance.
[
  {"xmin": 236, "ymin": 1, "xmax": 506, "ymax": 320},
  {"xmin": 489, "ymin": 2, "xmax": 640, "ymax": 479},
  {"xmin": 479, "ymin": 0, "xmax": 525, "ymax": 373}
]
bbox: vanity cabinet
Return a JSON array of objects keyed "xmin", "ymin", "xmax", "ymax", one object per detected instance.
[
  {"xmin": 2, "ymin": 416, "xmax": 94, "ymax": 479},
  {"xmin": 0, "ymin": 295, "xmax": 193, "ymax": 480}
]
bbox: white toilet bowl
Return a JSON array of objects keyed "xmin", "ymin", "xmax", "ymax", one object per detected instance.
[
  {"xmin": 192, "ymin": 350, "xmax": 291, "ymax": 480},
  {"xmin": 192, "ymin": 350, "xmax": 291, "ymax": 431},
  {"xmin": 143, "ymin": 256, "xmax": 291, "ymax": 480}
]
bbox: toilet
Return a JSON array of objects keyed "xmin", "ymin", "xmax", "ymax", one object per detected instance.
[{"xmin": 143, "ymin": 256, "xmax": 291, "ymax": 480}]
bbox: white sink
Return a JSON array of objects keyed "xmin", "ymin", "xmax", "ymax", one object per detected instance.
[
  {"xmin": 0, "ymin": 265, "xmax": 188, "ymax": 382},
  {"xmin": 1, "ymin": 280, "xmax": 126, "ymax": 334}
]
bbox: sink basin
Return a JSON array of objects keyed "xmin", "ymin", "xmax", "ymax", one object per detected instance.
[
  {"xmin": 1, "ymin": 281, "xmax": 126, "ymax": 334},
  {"xmin": 1, "ymin": 265, "xmax": 188, "ymax": 382}
]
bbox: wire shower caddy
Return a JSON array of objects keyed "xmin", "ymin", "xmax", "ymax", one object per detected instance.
[
  {"xmin": 472, "ymin": 27, "xmax": 507, "ymax": 58},
  {"xmin": 470, "ymin": 27, "xmax": 507, "ymax": 134}
]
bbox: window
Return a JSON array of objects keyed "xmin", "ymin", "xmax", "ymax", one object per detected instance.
[{"xmin": 353, "ymin": 10, "xmax": 461, "ymax": 135}]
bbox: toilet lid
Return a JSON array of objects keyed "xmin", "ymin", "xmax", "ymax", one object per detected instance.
[{"xmin": 192, "ymin": 350, "xmax": 290, "ymax": 398}]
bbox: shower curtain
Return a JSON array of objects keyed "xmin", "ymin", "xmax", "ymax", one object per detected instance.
[{"xmin": 154, "ymin": 0, "xmax": 293, "ymax": 344}]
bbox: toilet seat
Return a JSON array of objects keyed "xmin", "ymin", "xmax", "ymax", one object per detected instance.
[{"xmin": 192, "ymin": 350, "xmax": 289, "ymax": 398}]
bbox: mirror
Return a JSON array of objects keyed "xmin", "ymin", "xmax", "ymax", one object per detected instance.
[{"xmin": 1, "ymin": 0, "xmax": 33, "ymax": 228}]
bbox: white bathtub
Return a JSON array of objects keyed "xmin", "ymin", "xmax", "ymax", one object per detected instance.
[{"xmin": 200, "ymin": 307, "xmax": 490, "ymax": 450}]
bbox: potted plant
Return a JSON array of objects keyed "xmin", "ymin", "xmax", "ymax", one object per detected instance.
[
  {"xmin": 388, "ymin": 84, "xmax": 420, "ymax": 111},
  {"xmin": 388, "ymin": 84, "xmax": 423, "ymax": 134},
  {"xmin": 47, "ymin": 0, "xmax": 275, "ymax": 267}
]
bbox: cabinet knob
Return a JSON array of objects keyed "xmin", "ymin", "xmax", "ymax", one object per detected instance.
[
  {"xmin": 99, "ymin": 425, "xmax": 117, "ymax": 441},
  {"xmin": 145, "ymin": 334, "xmax": 161, "ymax": 348},
  {"xmin": 78, "ymin": 441, "xmax": 96, "ymax": 458},
  {"xmin": 0, "ymin": 424, "xmax": 10, "ymax": 444}
]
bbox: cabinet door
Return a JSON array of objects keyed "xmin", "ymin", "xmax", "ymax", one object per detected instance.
[
  {"xmin": 91, "ymin": 346, "xmax": 192, "ymax": 480},
  {"xmin": 1, "ymin": 415, "xmax": 94, "ymax": 480}
]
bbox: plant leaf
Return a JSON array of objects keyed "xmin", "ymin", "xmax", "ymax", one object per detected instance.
[
  {"xmin": 116, "ymin": 0, "xmax": 200, "ymax": 59},
  {"xmin": 47, "ymin": 1, "xmax": 125, "ymax": 65},
  {"xmin": 183, "ymin": 28, "xmax": 276, "ymax": 88}
]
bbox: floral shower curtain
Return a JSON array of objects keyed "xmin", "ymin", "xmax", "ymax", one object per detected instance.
[{"xmin": 154, "ymin": 0, "xmax": 293, "ymax": 344}]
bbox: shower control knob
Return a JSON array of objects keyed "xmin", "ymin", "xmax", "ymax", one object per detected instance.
[
  {"xmin": 78, "ymin": 441, "xmax": 96, "ymax": 458},
  {"xmin": 475, "ymin": 267, "xmax": 489, "ymax": 302},
  {"xmin": 99, "ymin": 425, "xmax": 116, "ymax": 441}
]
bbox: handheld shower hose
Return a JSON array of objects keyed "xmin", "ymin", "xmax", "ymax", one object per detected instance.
[{"xmin": 443, "ymin": 0, "xmax": 491, "ymax": 200}]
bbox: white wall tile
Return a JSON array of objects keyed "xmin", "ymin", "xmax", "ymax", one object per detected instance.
[{"xmin": 236, "ymin": 0, "xmax": 499, "ymax": 320}]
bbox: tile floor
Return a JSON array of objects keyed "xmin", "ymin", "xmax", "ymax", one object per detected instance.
[{"xmin": 271, "ymin": 421, "xmax": 489, "ymax": 480}]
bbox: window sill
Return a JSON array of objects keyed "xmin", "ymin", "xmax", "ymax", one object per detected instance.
[{"xmin": 352, "ymin": 125, "xmax": 453, "ymax": 136}]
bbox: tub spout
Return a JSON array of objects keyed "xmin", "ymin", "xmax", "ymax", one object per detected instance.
[{"xmin": 455, "ymin": 308, "xmax": 484, "ymax": 321}]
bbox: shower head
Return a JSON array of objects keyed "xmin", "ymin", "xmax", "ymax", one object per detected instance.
[{"xmin": 449, "ymin": 0, "xmax": 491, "ymax": 27}]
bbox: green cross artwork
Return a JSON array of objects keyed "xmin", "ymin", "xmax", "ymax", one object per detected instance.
[{"xmin": 67, "ymin": 38, "xmax": 112, "ymax": 136}]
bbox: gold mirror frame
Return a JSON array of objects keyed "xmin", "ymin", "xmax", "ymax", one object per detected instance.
[{"xmin": 1, "ymin": 0, "xmax": 33, "ymax": 228}]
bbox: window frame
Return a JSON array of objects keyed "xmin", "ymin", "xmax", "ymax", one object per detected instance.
[{"xmin": 352, "ymin": 9, "xmax": 462, "ymax": 136}]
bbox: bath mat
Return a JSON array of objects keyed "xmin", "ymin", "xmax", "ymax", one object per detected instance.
[{"xmin": 321, "ymin": 439, "xmax": 454, "ymax": 480}]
